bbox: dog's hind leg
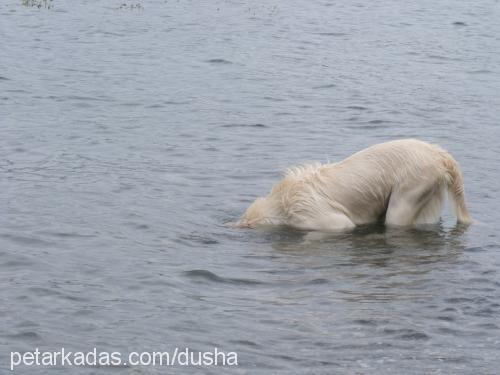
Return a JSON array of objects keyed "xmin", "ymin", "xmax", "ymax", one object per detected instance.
[
  {"xmin": 386, "ymin": 181, "xmax": 445, "ymax": 226},
  {"xmin": 413, "ymin": 185, "xmax": 446, "ymax": 225},
  {"xmin": 385, "ymin": 193, "xmax": 420, "ymax": 226}
]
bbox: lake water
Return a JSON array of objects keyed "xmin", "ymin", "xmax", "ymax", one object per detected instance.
[{"xmin": 1, "ymin": 0, "xmax": 500, "ymax": 373}]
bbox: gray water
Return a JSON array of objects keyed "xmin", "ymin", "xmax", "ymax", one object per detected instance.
[{"xmin": 1, "ymin": 0, "xmax": 500, "ymax": 373}]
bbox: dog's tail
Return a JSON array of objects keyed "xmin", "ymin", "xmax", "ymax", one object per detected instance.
[{"xmin": 441, "ymin": 150, "xmax": 473, "ymax": 224}]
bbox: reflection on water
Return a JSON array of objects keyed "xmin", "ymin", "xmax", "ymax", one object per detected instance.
[
  {"xmin": 273, "ymin": 223, "xmax": 466, "ymax": 256},
  {"xmin": 266, "ymin": 224, "xmax": 467, "ymax": 302}
]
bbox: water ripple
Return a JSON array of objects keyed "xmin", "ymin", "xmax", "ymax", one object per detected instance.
[
  {"xmin": 205, "ymin": 58, "xmax": 233, "ymax": 64},
  {"xmin": 183, "ymin": 270, "xmax": 265, "ymax": 285}
]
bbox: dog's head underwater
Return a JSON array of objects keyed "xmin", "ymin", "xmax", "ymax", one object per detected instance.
[{"xmin": 233, "ymin": 197, "xmax": 283, "ymax": 228}]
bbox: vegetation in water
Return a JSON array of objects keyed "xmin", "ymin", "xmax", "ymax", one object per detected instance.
[
  {"xmin": 21, "ymin": 0, "xmax": 53, "ymax": 9},
  {"xmin": 116, "ymin": 3, "xmax": 144, "ymax": 10}
]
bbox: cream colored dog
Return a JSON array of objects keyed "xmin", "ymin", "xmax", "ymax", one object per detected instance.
[{"xmin": 235, "ymin": 139, "xmax": 472, "ymax": 231}]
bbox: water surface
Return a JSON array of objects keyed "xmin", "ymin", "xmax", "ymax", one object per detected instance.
[{"xmin": 1, "ymin": 0, "xmax": 500, "ymax": 373}]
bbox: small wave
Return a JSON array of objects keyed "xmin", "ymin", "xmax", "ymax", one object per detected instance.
[
  {"xmin": 427, "ymin": 54, "xmax": 462, "ymax": 61},
  {"xmin": 467, "ymin": 69, "xmax": 493, "ymax": 75},
  {"xmin": 437, "ymin": 315, "xmax": 455, "ymax": 322},
  {"xmin": 206, "ymin": 58, "xmax": 233, "ymax": 64},
  {"xmin": 452, "ymin": 21, "xmax": 467, "ymax": 26},
  {"xmin": 117, "ymin": 102, "xmax": 141, "ymax": 107},
  {"xmin": 313, "ymin": 83, "xmax": 336, "ymax": 89},
  {"xmin": 177, "ymin": 233, "xmax": 219, "ymax": 245},
  {"xmin": 346, "ymin": 119, "xmax": 393, "ymax": 130},
  {"xmin": 307, "ymin": 278, "xmax": 329, "ymax": 285},
  {"xmin": 352, "ymin": 319, "xmax": 378, "ymax": 326},
  {"xmin": 399, "ymin": 332, "xmax": 429, "ymax": 340},
  {"xmin": 164, "ymin": 100, "xmax": 190, "ymax": 105},
  {"xmin": 183, "ymin": 269, "xmax": 264, "ymax": 285},
  {"xmin": 314, "ymin": 32, "xmax": 347, "ymax": 37},
  {"xmin": 262, "ymin": 96, "xmax": 286, "ymax": 102},
  {"xmin": 40, "ymin": 231, "xmax": 96, "ymax": 239},
  {"xmin": 353, "ymin": 124, "xmax": 388, "ymax": 130},
  {"xmin": 7, "ymin": 331, "xmax": 43, "ymax": 342},
  {"xmin": 384, "ymin": 328, "xmax": 429, "ymax": 340},
  {"xmin": 6, "ymin": 89, "xmax": 29, "ymax": 94},
  {"xmin": 1, "ymin": 233, "xmax": 55, "ymax": 247},
  {"xmin": 445, "ymin": 297, "xmax": 474, "ymax": 303},
  {"xmin": 368, "ymin": 119, "xmax": 390, "ymax": 124},
  {"xmin": 2, "ymin": 259, "xmax": 37, "ymax": 268},
  {"xmin": 28, "ymin": 287, "xmax": 64, "ymax": 297},
  {"xmin": 65, "ymin": 95, "xmax": 109, "ymax": 102},
  {"xmin": 221, "ymin": 123, "xmax": 268, "ymax": 128},
  {"xmin": 229, "ymin": 339, "xmax": 261, "ymax": 348},
  {"xmin": 346, "ymin": 105, "xmax": 368, "ymax": 110}
]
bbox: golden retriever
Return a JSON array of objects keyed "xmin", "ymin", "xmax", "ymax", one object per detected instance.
[{"xmin": 235, "ymin": 139, "xmax": 472, "ymax": 231}]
